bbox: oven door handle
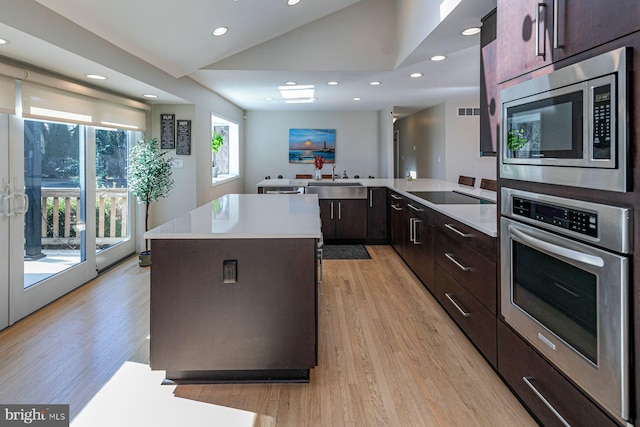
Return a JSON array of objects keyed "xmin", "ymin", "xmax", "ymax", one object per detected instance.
[{"xmin": 509, "ymin": 225, "xmax": 604, "ymax": 268}]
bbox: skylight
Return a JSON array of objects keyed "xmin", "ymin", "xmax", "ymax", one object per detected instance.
[{"xmin": 279, "ymin": 84, "xmax": 315, "ymax": 102}]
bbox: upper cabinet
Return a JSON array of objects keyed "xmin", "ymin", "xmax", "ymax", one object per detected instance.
[
  {"xmin": 497, "ymin": 0, "xmax": 554, "ymax": 83},
  {"xmin": 479, "ymin": 9, "xmax": 498, "ymax": 157},
  {"xmin": 551, "ymin": 0, "xmax": 640, "ymax": 63},
  {"xmin": 497, "ymin": 0, "xmax": 640, "ymax": 83}
]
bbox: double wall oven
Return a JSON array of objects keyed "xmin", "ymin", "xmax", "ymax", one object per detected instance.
[{"xmin": 499, "ymin": 47, "xmax": 634, "ymax": 425}]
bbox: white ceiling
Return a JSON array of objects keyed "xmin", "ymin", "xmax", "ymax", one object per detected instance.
[{"xmin": 0, "ymin": 0, "xmax": 496, "ymax": 117}]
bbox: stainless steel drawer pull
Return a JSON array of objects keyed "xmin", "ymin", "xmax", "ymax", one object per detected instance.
[
  {"xmin": 444, "ymin": 223, "xmax": 471, "ymax": 238},
  {"xmin": 522, "ymin": 377, "xmax": 571, "ymax": 427},
  {"xmin": 391, "ymin": 204, "xmax": 402, "ymax": 211},
  {"xmin": 390, "ymin": 194, "xmax": 402, "ymax": 200},
  {"xmin": 407, "ymin": 203, "xmax": 423, "ymax": 212},
  {"xmin": 444, "ymin": 253, "xmax": 471, "ymax": 272},
  {"xmin": 445, "ymin": 293, "xmax": 471, "ymax": 317}
]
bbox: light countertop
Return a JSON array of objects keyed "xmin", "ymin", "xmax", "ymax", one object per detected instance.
[
  {"xmin": 144, "ymin": 193, "xmax": 322, "ymax": 239},
  {"xmin": 257, "ymin": 178, "xmax": 498, "ymax": 237}
]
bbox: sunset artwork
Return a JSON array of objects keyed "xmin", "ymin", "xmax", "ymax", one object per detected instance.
[{"xmin": 289, "ymin": 128, "xmax": 336, "ymax": 164}]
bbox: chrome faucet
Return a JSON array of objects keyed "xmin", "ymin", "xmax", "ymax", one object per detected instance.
[{"xmin": 332, "ymin": 164, "xmax": 336, "ymax": 181}]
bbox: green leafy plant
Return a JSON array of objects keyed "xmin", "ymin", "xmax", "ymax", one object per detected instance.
[
  {"xmin": 211, "ymin": 132, "xmax": 224, "ymax": 154},
  {"xmin": 128, "ymin": 137, "xmax": 174, "ymax": 252},
  {"xmin": 507, "ymin": 128, "xmax": 527, "ymax": 152}
]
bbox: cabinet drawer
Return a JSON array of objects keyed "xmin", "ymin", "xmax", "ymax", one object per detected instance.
[
  {"xmin": 434, "ymin": 212, "xmax": 496, "ymax": 260},
  {"xmin": 434, "ymin": 266, "xmax": 496, "ymax": 367},
  {"xmin": 497, "ymin": 321, "xmax": 619, "ymax": 427},
  {"xmin": 435, "ymin": 230, "xmax": 496, "ymax": 314}
]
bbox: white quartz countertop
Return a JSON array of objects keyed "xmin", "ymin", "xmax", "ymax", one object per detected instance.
[
  {"xmin": 257, "ymin": 178, "xmax": 498, "ymax": 237},
  {"xmin": 144, "ymin": 193, "xmax": 322, "ymax": 239}
]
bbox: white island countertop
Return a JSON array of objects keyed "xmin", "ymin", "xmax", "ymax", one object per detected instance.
[
  {"xmin": 257, "ymin": 178, "xmax": 498, "ymax": 237},
  {"xmin": 144, "ymin": 193, "xmax": 322, "ymax": 239}
]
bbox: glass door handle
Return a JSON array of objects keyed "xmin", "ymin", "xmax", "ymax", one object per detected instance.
[
  {"xmin": 12, "ymin": 193, "xmax": 29, "ymax": 215},
  {"xmin": 1, "ymin": 195, "xmax": 10, "ymax": 217}
]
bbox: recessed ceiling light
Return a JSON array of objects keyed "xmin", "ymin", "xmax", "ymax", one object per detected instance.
[
  {"xmin": 353, "ymin": 97, "xmax": 362, "ymax": 101},
  {"xmin": 287, "ymin": 0, "xmax": 301, "ymax": 5},
  {"xmin": 430, "ymin": 55, "xmax": 447, "ymax": 61},
  {"xmin": 462, "ymin": 27, "xmax": 481, "ymax": 36},
  {"xmin": 410, "ymin": 72, "xmax": 423, "ymax": 78},
  {"xmin": 327, "ymin": 81, "xmax": 339, "ymax": 86},
  {"xmin": 143, "ymin": 94, "xmax": 158, "ymax": 98},
  {"xmin": 0, "ymin": 38, "xmax": 10, "ymax": 45},
  {"xmin": 369, "ymin": 81, "xmax": 381, "ymax": 86},
  {"xmin": 285, "ymin": 81, "xmax": 297, "ymax": 85},
  {"xmin": 265, "ymin": 97, "xmax": 273, "ymax": 101},
  {"xmin": 86, "ymin": 74, "xmax": 107, "ymax": 80},
  {"xmin": 212, "ymin": 27, "xmax": 228, "ymax": 36}
]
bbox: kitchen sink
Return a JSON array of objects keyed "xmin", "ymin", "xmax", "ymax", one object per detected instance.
[
  {"xmin": 307, "ymin": 181, "xmax": 363, "ymax": 187},
  {"xmin": 305, "ymin": 182, "xmax": 366, "ymax": 199}
]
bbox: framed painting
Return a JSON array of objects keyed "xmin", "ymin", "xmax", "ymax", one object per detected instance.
[{"xmin": 289, "ymin": 128, "xmax": 335, "ymax": 164}]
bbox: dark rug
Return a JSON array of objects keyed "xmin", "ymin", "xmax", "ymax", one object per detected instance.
[{"xmin": 322, "ymin": 245, "xmax": 371, "ymax": 260}]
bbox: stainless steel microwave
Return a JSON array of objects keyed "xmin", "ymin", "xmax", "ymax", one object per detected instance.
[{"xmin": 500, "ymin": 47, "xmax": 629, "ymax": 192}]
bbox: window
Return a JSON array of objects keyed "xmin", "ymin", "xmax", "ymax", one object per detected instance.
[{"xmin": 211, "ymin": 114, "xmax": 239, "ymax": 182}]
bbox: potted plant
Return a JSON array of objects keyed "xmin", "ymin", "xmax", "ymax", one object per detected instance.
[
  {"xmin": 507, "ymin": 128, "xmax": 526, "ymax": 157},
  {"xmin": 128, "ymin": 137, "xmax": 174, "ymax": 266},
  {"xmin": 211, "ymin": 131, "xmax": 224, "ymax": 177}
]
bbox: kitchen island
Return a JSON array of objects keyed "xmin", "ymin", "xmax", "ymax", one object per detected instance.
[{"xmin": 144, "ymin": 193, "xmax": 322, "ymax": 383}]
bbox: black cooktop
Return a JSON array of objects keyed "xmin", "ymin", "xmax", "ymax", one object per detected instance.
[{"xmin": 408, "ymin": 191, "xmax": 495, "ymax": 205}]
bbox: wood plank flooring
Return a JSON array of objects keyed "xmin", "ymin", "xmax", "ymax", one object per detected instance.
[{"xmin": 0, "ymin": 246, "xmax": 536, "ymax": 426}]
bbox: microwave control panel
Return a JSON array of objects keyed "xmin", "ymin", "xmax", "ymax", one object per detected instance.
[
  {"xmin": 592, "ymin": 83, "xmax": 612, "ymax": 160},
  {"xmin": 512, "ymin": 197, "xmax": 598, "ymax": 238}
]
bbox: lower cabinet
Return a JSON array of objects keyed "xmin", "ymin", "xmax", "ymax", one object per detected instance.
[
  {"xmin": 498, "ymin": 321, "xmax": 619, "ymax": 427},
  {"xmin": 434, "ymin": 266, "xmax": 496, "ymax": 366},
  {"xmin": 405, "ymin": 201, "xmax": 435, "ymax": 292},
  {"xmin": 367, "ymin": 187, "xmax": 387, "ymax": 243},
  {"xmin": 319, "ymin": 199, "xmax": 367, "ymax": 241},
  {"xmin": 388, "ymin": 191, "xmax": 407, "ymax": 257}
]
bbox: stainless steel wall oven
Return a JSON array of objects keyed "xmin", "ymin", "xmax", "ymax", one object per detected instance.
[{"xmin": 501, "ymin": 188, "xmax": 633, "ymax": 425}]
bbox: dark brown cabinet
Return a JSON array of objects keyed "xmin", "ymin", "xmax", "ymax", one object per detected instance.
[
  {"xmin": 433, "ymin": 213, "xmax": 497, "ymax": 367},
  {"xmin": 434, "ymin": 266, "xmax": 497, "ymax": 366},
  {"xmin": 480, "ymin": 9, "xmax": 498, "ymax": 157},
  {"xmin": 150, "ymin": 238, "xmax": 318, "ymax": 382},
  {"xmin": 498, "ymin": 321, "xmax": 619, "ymax": 427},
  {"xmin": 388, "ymin": 191, "xmax": 407, "ymax": 258},
  {"xmin": 497, "ymin": 0, "xmax": 554, "ymax": 82},
  {"xmin": 388, "ymin": 191, "xmax": 435, "ymax": 292},
  {"xmin": 319, "ymin": 199, "xmax": 367, "ymax": 241},
  {"xmin": 497, "ymin": 0, "xmax": 640, "ymax": 83},
  {"xmin": 404, "ymin": 201, "xmax": 435, "ymax": 292},
  {"xmin": 367, "ymin": 187, "xmax": 387, "ymax": 243},
  {"xmin": 551, "ymin": 0, "xmax": 640, "ymax": 63}
]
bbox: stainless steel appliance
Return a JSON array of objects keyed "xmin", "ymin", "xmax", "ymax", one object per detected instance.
[
  {"xmin": 500, "ymin": 47, "xmax": 629, "ymax": 192},
  {"xmin": 501, "ymin": 187, "xmax": 632, "ymax": 425}
]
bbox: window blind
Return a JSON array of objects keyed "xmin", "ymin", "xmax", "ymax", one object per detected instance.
[
  {"xmin": 22, "ymin": 81, "xmax": 147, "ymax": 130},
  {"xmin": 0, "ymin": 75, "xmax": 16, "ymax": 115}
]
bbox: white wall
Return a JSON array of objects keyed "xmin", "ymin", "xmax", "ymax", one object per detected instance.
[
  {"xmin": 243, "ymin": 111, "xmax": 381, "ymax": 193},
  {"xmin": 394, "ymin": 96, "xmax": 496, "ymax": 183},
  {"xmin": 444, "ymin": 99, "xmax": 496, "ymax": 183}
]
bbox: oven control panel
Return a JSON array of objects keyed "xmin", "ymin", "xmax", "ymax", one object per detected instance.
[{"xmin": 512, "ymin": 197, "xmax": 598, "ymax": 238}]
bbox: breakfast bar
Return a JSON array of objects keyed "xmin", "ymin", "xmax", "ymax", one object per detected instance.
[{"xmin": 144, "ymin": 193, "xmax": 322, "ymax": 383}]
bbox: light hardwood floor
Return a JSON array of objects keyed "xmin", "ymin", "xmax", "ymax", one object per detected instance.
[{"xmin": 0, "ymin": 246, "xmax": 536, "ymax": 426}]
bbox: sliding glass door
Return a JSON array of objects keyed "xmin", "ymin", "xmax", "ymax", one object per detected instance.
[
  {"xmin": 0, "ymin": 114, "xmax": 9, "ymax": 330},
  {"xmin": 11, "ymin": 117, "xmax": 95, "ymax": 323},
  {"xmin": 0, "ymin": 117, "xmax": 138, "ymax": 329}
]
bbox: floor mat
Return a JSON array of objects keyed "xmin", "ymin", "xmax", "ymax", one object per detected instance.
[{"xmin": 322, "ymin": 245, "xmax": 371, "ymax": 260}]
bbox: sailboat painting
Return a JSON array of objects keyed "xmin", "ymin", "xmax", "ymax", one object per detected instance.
[{"xmin": 289, "ymin": 128, "xmax": 336, "ymax": 164}]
